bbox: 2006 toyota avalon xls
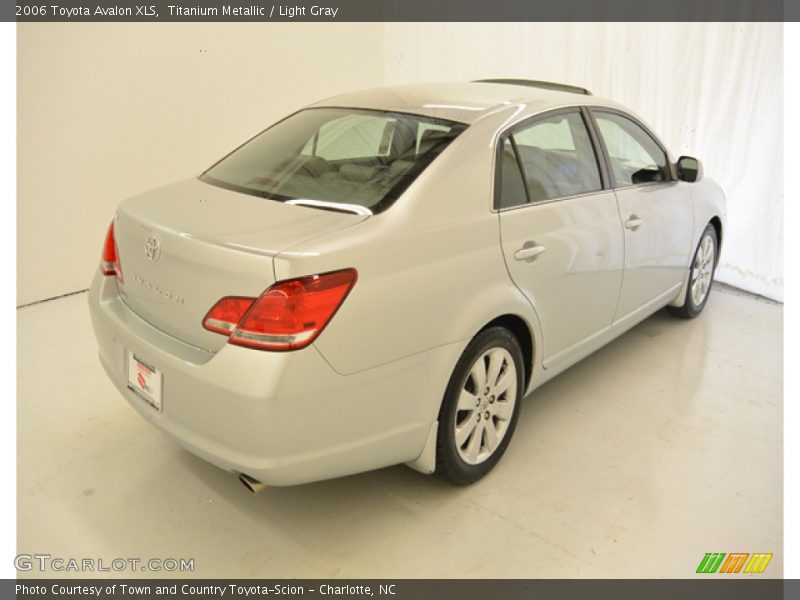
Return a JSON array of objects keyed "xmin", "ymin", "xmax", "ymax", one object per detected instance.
[{"xmin": 89, "ymin": 80, "xmax": 726, "ymax": 489}]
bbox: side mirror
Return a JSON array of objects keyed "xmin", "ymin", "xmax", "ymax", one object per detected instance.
[{"xmin": 677, "ymin": 156, "xmax": 703, "ymax": 182}]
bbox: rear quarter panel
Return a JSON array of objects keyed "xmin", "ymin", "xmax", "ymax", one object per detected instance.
[{"xmin": 272, "ymin": 114, "xmax": 541, "ymax": 378}]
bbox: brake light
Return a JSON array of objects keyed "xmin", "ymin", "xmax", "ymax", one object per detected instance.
[
  {"xmin": 100, "ymin": 220, "xmax": 123, "ymax": 281},
  {"xmin": 202, "ymin": 297, "xmax": 256, "ymax": 335},
  {"xmin": 202, "ymin": 269, "xmax": 357, "ymax": 351}
]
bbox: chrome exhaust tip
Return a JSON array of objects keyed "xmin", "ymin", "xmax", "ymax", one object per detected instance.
[{"xmin": 238, "ymin": 473, "xmax": 267, "ymax": 494}]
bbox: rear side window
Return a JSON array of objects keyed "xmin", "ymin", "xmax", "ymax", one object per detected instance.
[
  {"xmin": 202, "ymin": 108, "xmax": 466, "ymax": 214},
  {"xmin": 510, "ymin": 111, "xmax": 602, "ymax": 204},
  {"xmin": 497, "ymin": 139, "xmax": 528, "ymax": 209},
  {"xmin": 594, "ymin": 111, "xmax": 670, "ymax": 186}
]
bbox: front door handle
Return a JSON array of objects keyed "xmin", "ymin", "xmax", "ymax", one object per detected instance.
[
  {"xmin": 514, "ymin": 244, "xmax": 547, "ymax": 261},
  {"xmin": 624, "ymin": 215, "xmax": 643, "ymax": 231}
]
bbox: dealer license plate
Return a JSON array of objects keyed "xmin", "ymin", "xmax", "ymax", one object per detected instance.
[{"xmin": 127, "ymin": 353, "xmax": 163, "ymax": 412}]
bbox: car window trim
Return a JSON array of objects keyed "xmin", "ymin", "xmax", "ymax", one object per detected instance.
[
  {"xmin": 492, "ymin": 106, "xmax": 610, "ymax": 211},
  {"xmin": 586, "ymin": 106, "xmax": 677, "ymax": 188},
  {"xmin": 579, "ymin": 106, "xmax": 612, "ymax": 188},
  {"xmin": 496, "ymin": 187, "xmax": 615, "ymax": 213},
  {"xmin": 507, "ymin": 136, "xmax": 532, "ymax": 206}
]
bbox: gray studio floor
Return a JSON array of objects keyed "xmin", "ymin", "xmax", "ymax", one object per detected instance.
[{"xmin": 17, "ymin": 284, "xmax": 782, "ymax": 578}]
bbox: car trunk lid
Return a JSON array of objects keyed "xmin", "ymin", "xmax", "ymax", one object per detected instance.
[{"xmin": 114, "ymin": 178, "xmax": 367, "ymax": 352}]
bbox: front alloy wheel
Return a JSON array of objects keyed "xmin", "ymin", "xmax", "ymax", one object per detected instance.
[
  {"xmin": 690, "ymin": 232, "xmax": 715, "ymax": 306},
  {"xmin": 437, "ymin": 327, "xmax": 524, "ymax": 484},
  {"xmin": 669, "ymin": 223, "xmax": 718, "ymax": 319}
]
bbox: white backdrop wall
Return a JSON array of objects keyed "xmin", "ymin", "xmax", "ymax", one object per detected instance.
[
  {"xmin": 386, "ymin": 22, "xmax": 783, "ymax": 301},
  {"xmin": 18, "ymin": 23, "xmax": 782, "ymax": 304},
  {"xmin": 17, "ymin": 23, "xmax": 385, "ymax": 306}
]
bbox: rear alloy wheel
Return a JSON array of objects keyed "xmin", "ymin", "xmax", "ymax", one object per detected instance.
[
  {"xmin": 669, "ymin": 223, "xmax": 718, "ymax": 319},
  {"xmin": 436, "ymin": 327, "xmax": 524, "ymax": 485}
]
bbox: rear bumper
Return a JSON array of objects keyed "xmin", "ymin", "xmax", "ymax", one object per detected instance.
[{"xmin": 88, "ymin": 271, "xmax": 455, "ymax": 485}]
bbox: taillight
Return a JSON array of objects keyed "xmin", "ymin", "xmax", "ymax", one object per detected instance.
[
  {"xmin": 100, "ymin": 220, "xmax": 123, "ymax": 281},
  {"xmin": 202, "ymin": 269, "xmax": 357, "ymax": 351},
  {"xmin": 202, "ymin": 297, "xmax": 255, "ymax": 335}
]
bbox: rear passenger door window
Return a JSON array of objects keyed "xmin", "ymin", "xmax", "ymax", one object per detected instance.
[
  {"xmin": 508, "ymin": 111, "xmax": 602, "ymax": 205},
  {"xmin": 593, "ymin": 111, "xmax": 670, "ymax": 187}
]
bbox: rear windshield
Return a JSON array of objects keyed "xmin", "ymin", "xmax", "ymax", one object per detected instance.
[{"xmin": 200, "ymin": 108, "xmax": 467, "ymax": 214}]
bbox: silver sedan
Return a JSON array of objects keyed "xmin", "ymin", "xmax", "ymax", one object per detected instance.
[{"xmin": 89, "ymin": 80, "xmax": 726, "ymax": 488}]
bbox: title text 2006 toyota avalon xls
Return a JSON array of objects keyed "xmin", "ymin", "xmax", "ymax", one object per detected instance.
[{"xmin": 89, "ymin": 80, "xmax": 726, "ymax": 489}]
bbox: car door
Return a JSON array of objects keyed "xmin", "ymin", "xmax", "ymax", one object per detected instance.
[
  {"xmin": 590, "ymin": 109, "xmax": 694, "ymax": 324},
  {"xmin": 497, "ymin": 108, "xmax": 625, "ymax": 369}
]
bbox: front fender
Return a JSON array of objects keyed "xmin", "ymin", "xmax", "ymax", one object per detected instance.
[{"xmin": 669, "ymin": 178, "xmax": 727, "ymax": 307}]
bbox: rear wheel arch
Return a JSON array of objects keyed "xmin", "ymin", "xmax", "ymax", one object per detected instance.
[{"xmin": 477, "ymin": 314, "xmax": 534, "ymax": 391}]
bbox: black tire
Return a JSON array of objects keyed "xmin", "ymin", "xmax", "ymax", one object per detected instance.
[
  {"xmin": 668, "ymin": 223, "xmax": 718, "ymax": 319},
  {"xmin": 436, "ymin": 327, "xmax": 525, "ymax": 485}
]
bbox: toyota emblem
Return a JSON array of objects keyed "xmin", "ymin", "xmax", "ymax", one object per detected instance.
[{"xmin": 144, "ymin": 236, "xmax": 161, "ymax": 262}]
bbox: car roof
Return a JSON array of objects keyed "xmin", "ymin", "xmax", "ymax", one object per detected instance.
[{"xmin": 308, "ymin": 81, "xmax": 622, "ymax": 124}]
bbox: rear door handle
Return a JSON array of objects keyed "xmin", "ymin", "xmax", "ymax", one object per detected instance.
[
  {"xmin": 624, "ymin": 215, "xmax": 643, "ymax": 231},
  {"xmin": 514, "ymin": 244, "xmax": 547, "ymax": 261}
]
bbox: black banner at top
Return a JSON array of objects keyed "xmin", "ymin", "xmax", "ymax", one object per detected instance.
[{"xmin": 5, "ymin": 0, "xmax": 799, "ymax": 22}]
